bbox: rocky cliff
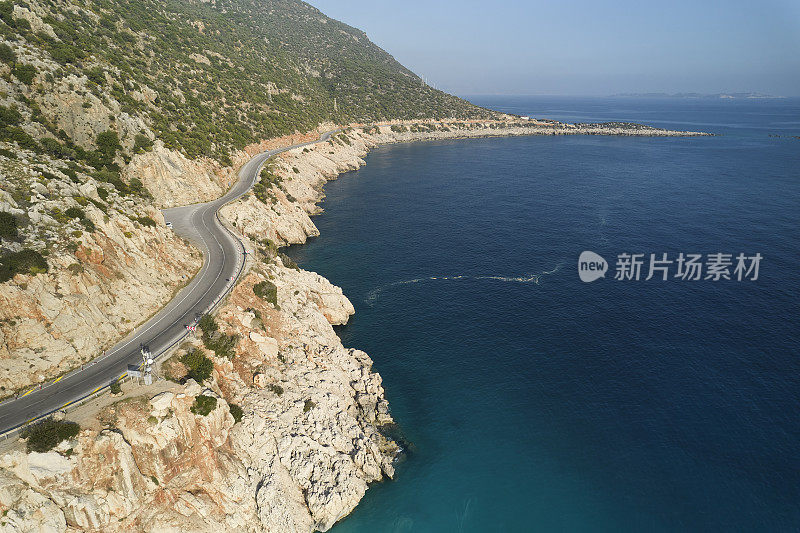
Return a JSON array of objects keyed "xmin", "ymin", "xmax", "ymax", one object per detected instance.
[{"xmin": 0, "ymin": 261, "xmax": 394, "ymax": 532}]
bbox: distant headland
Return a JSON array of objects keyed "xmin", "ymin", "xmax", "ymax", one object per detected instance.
[{"xmin": 612, "ymin": 92, "xmax": 785, "ymax": 99}]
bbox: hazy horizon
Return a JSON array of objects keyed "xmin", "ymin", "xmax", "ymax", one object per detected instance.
[{"xmin": 306, "ymin": 0, "xmax": 800, "ymax": 98}]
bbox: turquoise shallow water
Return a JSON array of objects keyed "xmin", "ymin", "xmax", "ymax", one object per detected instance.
[{"xmin": 286, "ymin": 97, "xmax": 800, "ymax": 532}]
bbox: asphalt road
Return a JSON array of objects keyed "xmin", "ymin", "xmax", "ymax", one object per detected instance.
[{"xmin": 0, "ymin": 130, "xmax": 338, "ymax": 435}]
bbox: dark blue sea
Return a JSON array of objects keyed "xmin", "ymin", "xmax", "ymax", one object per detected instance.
[{"xmin": 286, "ymin": 96, "xmax": 800, "ymax": 532}]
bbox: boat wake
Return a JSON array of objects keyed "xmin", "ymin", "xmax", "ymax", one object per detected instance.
[{"xmin": 365, "ymin": 263, "xmax": 562, "ymax": 306}]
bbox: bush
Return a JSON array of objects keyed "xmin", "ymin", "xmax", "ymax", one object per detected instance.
[
  {"xmin": 110, "ymin": 381, "xmax": 122, "ymax": 394},
  {"xmin": 203, "ymin": 332, "xmax": 238, "ymax": 359},
  {"xmin": 180, "ymin": 348, "xmax": 213, "ymax": 383},
  {"xmin": 197, "ymin": 314, "xmax": 237, "ymax": 358},
  {"xmin": 0, "ymin": 211, "xmax": 17, "ymax": 239},
  {"xmin": 40, "ymin": 137, "xmax": 75, "ymax": 159},
  {"xmin": 198, "ymin": 314, "xmax": 218, "ymax": 336},
  {"xmin": 0, "ymin": 105, "xmax": 22, "ymax": 126},
  {"xmin": 0, "ymin": 125, "xmax": 37, "ymax": 151},
  {"xmin": 80, "ymin": 218, "xmax": 96, "ymax": 232},
  {"xmin": 133, "ymin": 134, "xmax": 153, "ymax": 153},
  {"xmin": 86, "ymin": 67, "xmax": 105, "ymax": 86},
  {"xmin": 64, "ymin": 206, "xmax": 85, "ymax": 219},
  {"xmin": 0, "ymin": 249, "xmax": 48, "ymax": 282},
  {"xmin": 93, "ymin": 169, "xmax": 128, "ymax": 193},
  {"xmin": 0, "ymin": 3, "xmax": 11, "ymax": 26},
  {"xmin": 268, "ymin": 383, "xmax": 284, "ymax": 396},
  {"xmin": 22, "ymin": 419, "xmax": 80, "ymax": 453},
  {"xmin": 303, "ymin": 399, "xmax": 316, "ymax": 413},
  {"xmin": 95, "ymin": 130, "xmax": 121, "ymax": 159},
  {"xmin": 229, "ymin": 403, "xmax": 243, "ymax": 423},
  {"xmin": 190, "ymin": 395, "xmax": 217, "ymax": 416},
  {"xmin": 11, "ymin": 64, "xmax": 36, "ymax": 85},
  {"xmin": 253, "ymin": 280, "xmax": 277, "ymax": 305},
  {"xmin": 128, "ymin": 177, "xmax": 152, "ymax": 199},
  {"xmin": 0, "ymin": 43, "xmax": 14, "ymax": 64},
  {"xmin": 136, "ymin": 216, "xmax": 156, "ymax": 227}
]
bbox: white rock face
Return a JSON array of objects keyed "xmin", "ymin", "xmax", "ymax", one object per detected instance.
[
  {"xmin": 249, "ymin": 331, "xmax": 279, "ymax": 359},
  {"xmin": 0, "ymin": 207, "xmax": 202, "ymax": 393},
  {"xmin": 123, "ymin": 141, "xmax": 227, "ymax": 208}
]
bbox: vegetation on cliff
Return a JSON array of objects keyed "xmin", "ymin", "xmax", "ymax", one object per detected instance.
[{"xmin": 21, "ymin": 418, "xmax": 80, "ymax": 452}]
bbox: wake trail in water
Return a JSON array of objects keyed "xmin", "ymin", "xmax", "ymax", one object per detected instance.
[
  {"xmin": 597, "ymin": 205, "xmax": 610, "ymax": 245},
  {"xmin": 365, "ymin": 263, "xmax": 563, "ymax": 305}
]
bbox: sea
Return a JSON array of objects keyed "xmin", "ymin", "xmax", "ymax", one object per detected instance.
[{"xmin": 285, "ymin": 96, "xmax": 800, "ymax": 532}]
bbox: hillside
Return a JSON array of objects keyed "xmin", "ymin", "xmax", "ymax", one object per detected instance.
[{"xmin": 1, "ymin": 0, "xmax": 491, "ymax": 163}]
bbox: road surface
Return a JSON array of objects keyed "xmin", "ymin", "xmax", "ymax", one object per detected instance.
[{"xmin": 0, "ymin": 129, "xmax": 338, "ymax": 436}]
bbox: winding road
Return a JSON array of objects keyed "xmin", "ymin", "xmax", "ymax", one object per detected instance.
[{"xmin": 0, "ymin": 129, "xmax": 339, "ymax": 436}]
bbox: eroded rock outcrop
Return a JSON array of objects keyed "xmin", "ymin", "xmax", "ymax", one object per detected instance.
[{"xmin": 0, "ymin": 258, "xmax": 395, "ymax": 532}]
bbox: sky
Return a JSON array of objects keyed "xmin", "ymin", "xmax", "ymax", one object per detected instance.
[{"xmin": 305, "ymin": 0, "xmax": 800, "ymax": 97}]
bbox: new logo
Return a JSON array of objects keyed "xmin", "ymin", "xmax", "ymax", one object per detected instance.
[{"xmin": 578, "ymin": 251, "xmax": 608, "ymax": 282}]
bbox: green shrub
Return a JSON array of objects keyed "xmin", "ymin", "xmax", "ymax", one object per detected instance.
[
  {"xmin": 80, "ymin": 218, "xmax": 96, "ymax": 232},
  {"xmin": 128, "ymin": 177, "xmax": 152, "ymax": 199},
  {"xmin": 190, "ymin": 395, "xmax": 217, "ymax": 416},
  {"xmin": 95, "ymin": 130, "xmax": 121, "ymax": 159},
  {"xmin": 197, "ymin": 314, "xmax": 237, "ymax": 358},
  {"xmin": 198, "ymin": 314, "xmax": 218, "ymax": 336},
  {"xmin": 0, "ymin": 211, "xmax": 17, "ymax": 239},
  {"xmin": 0, "ymin": 43, "xmax": 14, "ymax": 64},
  {"xmin": 64, "ymin": 206, "xmax": 85, "ymax": 219},
  {"xmin": 0, "ymin": 125, "xmax": 37, "ymax": 151},
  {"xmin": 0, "ymin": 105, "xmax": 22, "ymax": 126},
  {"xmin": 136, "ymin": 216, "xmax": 156, "ymax": 227},
  {"xmin": 0, "ymin": 249, "xmax": 48, "ymax": 282},
  {"xmin": 253, "ymin": 280, "xmax": 277, "ymax": 305},
  {"xmin": 229, "ymin": 403, "xmax": 243, "ymax": 423},
  {"xmin": 110, "ymin": 381, "xmax": 122, "ymax": 394},
  {"xmin": 303, "ymin": 399, "xmax": 316, "ymax": 413},
  {"xmin": 180, "ymin": 348, "xmax": 213, "ymax": 383},
  {"xmin": 0, "ymin": 3, "xmax": 11, "ymax": 26},
  {"xmin": 21, "ymin": 419, "xmax": 80, "ymax": 453},
  {"xmin": 86, "ymin": 67, "xmax": 105, "ymax": 86},
  {"xmin": 11, "ymin": 64, "xmax": 36, "ymax": 85},
  {"xmin": 203, "ymin": 331, "xmax": 238, "ymax": 359},
  {"xmin": 268, "ymin": 383, "xmax": 284, "ymax": 396},
  {"xmin": 133, "ymin": 134, "xmax": 153, "ymax": 153},
  {"xmin": 93, "ymin": 169, "xmax": 128, "ymax": 193}
]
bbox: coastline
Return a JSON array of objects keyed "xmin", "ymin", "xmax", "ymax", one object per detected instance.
[{"xmin": 0, "ymin": 119, "xmax": 709, "ymax": 532}]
